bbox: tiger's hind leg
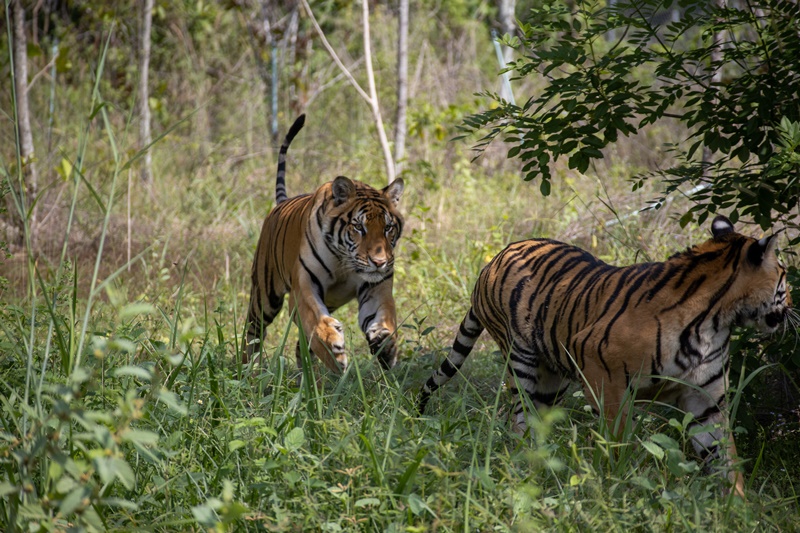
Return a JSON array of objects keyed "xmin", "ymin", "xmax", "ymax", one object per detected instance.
[
  {"xmin": 507, "ymin": 349, "xmax": 570, "ymax": 435},
  {"xmin": 243, "ymin": 278, "xmax": 286, "ymax": 365},
  {"xmin": 418, "ymin": 308, "xmax": 484, "ymax": 413}
]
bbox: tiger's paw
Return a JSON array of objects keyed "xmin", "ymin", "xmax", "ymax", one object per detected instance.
[
  {"xmin": 366, "ymin": 325, "xmax": 397, "ymax": 369},
  {"xmin": 313, "ymin": 316, "xmax": 347, "ymax": 373}
]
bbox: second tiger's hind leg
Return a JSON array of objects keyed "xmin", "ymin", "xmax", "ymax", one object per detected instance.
[{"xmin": 507, "ymin": 353, "xmax": 569, "ymax": 435}]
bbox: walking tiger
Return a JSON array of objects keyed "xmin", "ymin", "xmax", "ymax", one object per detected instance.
[
  {"xmin": 244, "ymin": 115, "xmax": 405, "ymax": 373},
  {"xmin": 419, "ymin": 216, "xmax": 791, "ymax": 497}
]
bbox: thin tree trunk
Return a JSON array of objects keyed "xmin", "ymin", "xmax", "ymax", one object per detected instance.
[
  {"xmin": 360, "ymin": 0, "xmax": 395, "ymax": 183},
  {"xmin": 12, "ymin": 0, "xmax": 38, "ymax": 249},
  {"xmin": 498, "ymin": 0, "xmax": 515, "ymax": 62},
  {"xmin": 497, "ymin": 0, "xmax": 516, "ymax": 103},
  {"xmin": 139, "ymin": 0, "xmax": 154, "ymax": 183},
  {"xmin": 703, "ymin": 0, "xmax": 725, "ymax": 178},
  {"xmin": 394, "ymin": 0, "xmax": 409, "ymax": 174}
]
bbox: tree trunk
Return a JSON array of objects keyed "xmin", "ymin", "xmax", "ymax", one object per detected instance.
[
  {"xmin": 360, "ymin": 0, "xmax": 395, "ymax": 184},
  {"xmin": 139, "ymin": 0, "xmax": 154, "ymax": 183},
  {"xmin": 703, "ymin": 0, "xmax": 725, "ymax": 178},
  {"xmin": 497, "ymin": 0, "xmax": 516, "ymax": 103},
  {"xmin": 394, "ymin": 0, "xmax": 409, "ymax": 174},
  {"xmin": 498, "ymin": 0, "xmax": 515, "ymax": 63},
  {"xmin": 12, "ymin": 0, "xmax": 38, "ymax": 249}
]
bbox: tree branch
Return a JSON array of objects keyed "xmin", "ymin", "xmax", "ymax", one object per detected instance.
[{"xmin": 299, "ymin": 0, "xmax": 395, "ymax": 183}]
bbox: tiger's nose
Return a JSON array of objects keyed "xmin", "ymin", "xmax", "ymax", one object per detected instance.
[{"xmin": 370, "ymin": 256, "xmax": 387, "ymax": 269}]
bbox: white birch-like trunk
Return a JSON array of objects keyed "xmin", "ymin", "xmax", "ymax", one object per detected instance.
[
  {"xmin": 361, "ymin": 0, "xmax": 395, "ymax": 183},
  {"xmin": 139, "ymin": 0, "xmax": 154, "ymax": 183},
  {"xmin": 12, "ymin": 0, "xmax": 38, "ymax": 248},
  {"xmin": 394, "ymin": 0, "xmax": 409, "ymax": 174}
]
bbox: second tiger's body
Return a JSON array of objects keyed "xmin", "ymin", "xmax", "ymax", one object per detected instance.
[{"xmin": 420, "ymin": 217, "xmax": 791, "ymax": 497}]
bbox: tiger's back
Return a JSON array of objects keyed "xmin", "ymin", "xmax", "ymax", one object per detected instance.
[{"xmin": 420, "ymin": 217, "xmax": 790, "ymax": 497}]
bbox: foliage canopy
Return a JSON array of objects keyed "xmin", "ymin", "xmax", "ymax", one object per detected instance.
[{"xmin": 463, "ymin": 0, "xmax": 800, "ymax": 235}]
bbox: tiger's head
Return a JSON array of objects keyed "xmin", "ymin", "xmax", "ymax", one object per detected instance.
[
  {"xmin": 326, "ymin": 176, "xmax": 405, "ymax": 283},
  {"xmin": 710, "ymin": 216, "xmax": 792, "ymax": 334}
]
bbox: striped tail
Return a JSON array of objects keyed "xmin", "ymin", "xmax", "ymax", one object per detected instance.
[
  {"xmin": 418, "ymin": 308, "xmax": 484, "ymax": 413},
  {"xmin": 275, "ymin": 114, "xmax": 306, "ymax": 204}
]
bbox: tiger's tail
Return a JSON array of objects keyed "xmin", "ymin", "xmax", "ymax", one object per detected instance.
[
  {"xmin": 275, "ymin": 114, "xmax": 306, "ymax": 204},
  {"xmin": 418, "ymin": 307, "xmax": 484, "ymax": 414}
]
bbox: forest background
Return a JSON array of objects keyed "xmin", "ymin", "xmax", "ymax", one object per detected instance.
[{"xmin": 1, "ymin": 0, "xmax": 800, "ymax": 530}]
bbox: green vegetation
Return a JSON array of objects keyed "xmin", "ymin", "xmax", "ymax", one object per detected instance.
[{"xmin": 1, "ymin": 0, "xmax": 799, "ymax": 530}]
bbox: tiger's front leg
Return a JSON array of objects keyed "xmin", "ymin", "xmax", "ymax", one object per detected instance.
[
  {"xmin": 290, "ymin": 289, "xmax": 347, "ymax": 374},
  {"xmin": 679, "ymin": 384, "xmax": 745, "ymax": 498},
  {"xmin": 357, "ymin": 279, "xmax": 398, "ymax": 369}
]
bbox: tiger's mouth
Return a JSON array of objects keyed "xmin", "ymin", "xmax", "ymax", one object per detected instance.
[
  {"xmin": 349, "ymin": 255, "xmax": 394, "ymax": 282},
  {"xmin": 764, "ymin": 310, "xmax": 784, "ymax": 330},
  {"xmin": 753, "ymin": 308, "xmax": 787, "ymax": 334},
  {"xmin": 357, "ymin": 268, "xmax": 393, "ymax": 282},
  {"xmin": 736, "ymin": 306, "xmax": 787, "ymax": 333}
]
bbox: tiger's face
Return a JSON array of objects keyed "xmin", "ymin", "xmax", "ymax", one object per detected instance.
[
  {"xmin": 346, "ymin": 209, "xmax": 402, "ymax": 282},
  {"xmin": 733, "ymin": 234, "xmax": 791, "ymax": 334},
  {"xmin": 327, "ymin": 176, "xmax": 404, "ymax": 283}
]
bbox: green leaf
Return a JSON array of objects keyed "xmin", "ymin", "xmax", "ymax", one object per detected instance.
[
  {"xmin": 59, "ymin": 486, "xmax": 91, "ymax": 515},
  {"xmin": 650, "ymin": 433, "xmax": 680, "ymax": 451},
  {"xmin": 113, "ymin": 365, "xmax": 152, "ymax": 380},
  {"xmin": 157, "ymin": 389, "xmax": 188, "ymax": 415},
  {"xmin": 642, "ymin": 440, "xmax": 665, "ymax": 460},
  {"xmin": 120, "ymin": 302, "xmax": 156, "ymax": 320},
  {"xmin": 355, "ymin": 497, "xmax": 380, "ymax": 508},
  {"xmin": 407, "ymin": 493, "xmax": 434, "ymax": 517},
  {"xmin": 284, "ymin": 427, "xmax": 305, "ymax": 452},
  {"xmin": 121, "ymin": 429, "xmax": 160, "ymax": 446},
  {"xmin": 229, "ymin": 440, "xmax": 247, "ymax": 452},
  {"xmin": 630, "ymin": 476, "xmax": 657, "ymax": 490},
  {"xmin": 0, "ymin": 481, "xmax": 17, "ymax": 498},
  {"xmin": 113, "ymin": 458, "xmax": 136, "ymax": 490},
  {"xmin": 192, "ymin": 504, "xmax": 219, "ymax": 527}
]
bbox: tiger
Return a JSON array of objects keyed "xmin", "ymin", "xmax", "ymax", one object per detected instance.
[
  {"xmin": 419, "ymin": 216, "xmax": 791, "ymax": 497},
  {"xmin": 243, "ymin": 114, "xmax": 405, "ymax": 373}
]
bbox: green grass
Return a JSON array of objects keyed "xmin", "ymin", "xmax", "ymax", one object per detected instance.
[
  {"xmin": 4, "ymin": 291, "xmax": 800, "ymax": 531},
  {"xmin": 3, "ymin": 175, "xmax": 800, "ymax": 530}
]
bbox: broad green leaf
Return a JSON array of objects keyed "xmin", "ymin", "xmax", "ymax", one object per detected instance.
[
  {"xmin": 642, "ymin": 440, "xmax": 665, "ymax": 460},
  {"xmin": 228, "ymin": 439, "xmax": 247, "ymax": 452},
  {"xmin": 60, "ymin": 486, "xmax": 91, "ymax": 515},
  {"xmin": 121, "ymin": 429, "xmax": 160, "ymax": 446},
  {"xmin": 120, "ymin": 302, "xmax": 156, "ymax": 320},
  {"xmin": 191, "ymin": 504, "xmax": 219, "ymax": 527},
  {"xmin": 0, "ymin": 481, "xmax": 17, "ymax": 497},
  {"xmin": 284, "ymin": 427, "xmax": 305, "ymax": 452},
  {"xmin": 113, "ymin": 365, "xmax": 152, "ymax": 380},
  {"xmin": 355, "ymin": 497, "xmax": 380, "ymax": 508}
]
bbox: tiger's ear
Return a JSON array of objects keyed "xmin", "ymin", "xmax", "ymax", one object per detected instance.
[
  {"xmin": 382, "ymin": 178, "xmax": 404, "ymax": 207},
  {"xmin": 332, "ymin": 176, "xmax": 355, "ymax": 206},
  {"xmin": 711, "ymin": 215, "xmax": 735, "ymax": 240},
  {"xmin": 747, "ymin": 234, "xmax": 778, "ymax": 266}
]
